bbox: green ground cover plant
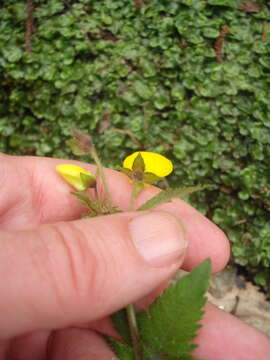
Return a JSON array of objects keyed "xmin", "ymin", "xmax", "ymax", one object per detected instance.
[{"xmin": 0, "ymin": 0, "xmax": 270, "ymax": 288}]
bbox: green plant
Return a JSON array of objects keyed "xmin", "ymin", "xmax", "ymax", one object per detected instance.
[
  {"xmin": 56, "ymin": 131, "xmax": 211, "ymax": 360},
  {"xmin": 1, "ymin": 0, "xmax": 270, "ymax": 287}
]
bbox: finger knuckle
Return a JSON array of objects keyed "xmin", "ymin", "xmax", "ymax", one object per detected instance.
[{"xmin": 42, "ymin": 222, "xmax": 108, "ymax": 313}]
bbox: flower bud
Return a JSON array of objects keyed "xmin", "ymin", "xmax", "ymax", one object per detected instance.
[{"xmin": 56, "ymin": 164, "xmax": 96, "ymax": 191}]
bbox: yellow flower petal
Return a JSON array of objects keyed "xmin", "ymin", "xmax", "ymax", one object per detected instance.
[
  {"xmin": 123, "ymin": 151, "xmax": 173, "ymax": 178},
  {"xmin": 56, "ymin": 164, "xmax": 95, "ymax": 191}
]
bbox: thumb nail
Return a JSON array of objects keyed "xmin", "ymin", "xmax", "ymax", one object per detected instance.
[{"xmin": 129, "ymin": 211, "xmax": 187, "ymax": 267}]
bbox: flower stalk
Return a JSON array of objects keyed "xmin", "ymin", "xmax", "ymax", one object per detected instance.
[
  {"xmin": 126, "ymin": 303, "xmax": 143, "ymax": 360},
  {"xmin": 90, "ymin": 145, "xmax": 113, "ymax": 211}
]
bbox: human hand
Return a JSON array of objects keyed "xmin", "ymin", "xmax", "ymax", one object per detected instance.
[{"xmin": 0, "ymin": 153, "xmax": 269, "ymax": 360}]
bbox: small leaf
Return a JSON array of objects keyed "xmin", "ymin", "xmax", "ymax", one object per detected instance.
[
  {"xmin": 111, "ymin": 309, "xmax": 132, "ymax": 346},
  {"xmin": 237, "ymin": 2, "xmax": 261, "ymax": 13},
  {"xmin": 138, "ymin": 186, "xmax": 206, "ymax": 211},
  {"xmin": 132, "ymin": 152, "xmax": 145, "ymax": 173},
  {"xmin": 106, "ymin": 337, "xmax": 135, "ymax": 360},
  {"xmin": 134, "ymin": 80, "xmax": 153, "ymax": 100},
  {"xmin": 70, "ymin": 191, "xmax": 100, "ymax": 214},
  {"xmin": 138, "ymin": 259, "xmax": 211, "ymax": 357}
]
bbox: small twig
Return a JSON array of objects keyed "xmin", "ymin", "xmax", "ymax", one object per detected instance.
[
  {"xmin": 179, "ymin": 38, "xmax": 186, "ymax": 50},
  {"xmin": 214, "ymin": 25, "xmax": 230, "ymax": 63},
  {"xmin": 262, "ymin": 21, "xmax": 268, "ymax": 42},
  {"xmin": 111, "ymin": 128, "xmax": 143, "ymax": 148},
  {"xmin": 162, "ymin": 178, "xmax": 170, "ymax": 190},
  {"xmin": 143, "ymin": 104, "xmax": 149, "ymax": 138},
  {"xmin": 25, "ymin": 0, "xmax": 34, "ymax": 55},
  {"xmin": 237, "ymin": 2, "xmax": 261, "ymax": 13},
  {"xmin": 230, "ymin": 295, "xmax": 240, "ymax": 315},
  {"xmin": 135, "ymin": 0, "xmax": 142, "ymax": 9}
]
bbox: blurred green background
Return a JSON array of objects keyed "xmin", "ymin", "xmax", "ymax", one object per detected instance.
[{"xmin": 1, "ymin": 0, "xmax": 270, "ymax": 289}]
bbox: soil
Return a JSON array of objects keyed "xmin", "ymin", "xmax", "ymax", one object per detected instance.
[{"xmin": 208, "ymin": 267, "xmax": 270, "ymax": 337}]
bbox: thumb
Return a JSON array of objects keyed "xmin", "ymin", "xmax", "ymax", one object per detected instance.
[{"xmin": 0, "ymin": 211, "xmax": 187, "ymax": 339}]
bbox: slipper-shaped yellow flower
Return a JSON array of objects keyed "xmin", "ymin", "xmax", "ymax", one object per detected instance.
[
  {"xmin": 56, "ymin": 164, "xmax": 96, "ymax": 191},
  {"xmin": 123, "ymin": 151, "xmax": 173, "ymax": 184}
]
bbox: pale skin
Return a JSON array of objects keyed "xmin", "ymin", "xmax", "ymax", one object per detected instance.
[{"xmin": 0, "ymin": 153, "xmax": 269, "ymax": 360}]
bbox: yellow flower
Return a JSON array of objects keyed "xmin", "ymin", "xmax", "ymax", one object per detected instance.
[
  {"xmin": 122, "ymin": 151, "xmax": 173, "ymax": 184},
  {"xmin": 56, "ymin": 164, "xmax": 96, "ymax": 191}
]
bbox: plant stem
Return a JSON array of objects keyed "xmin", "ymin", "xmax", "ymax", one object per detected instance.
[
  {"xmin": 94, "ymin": 186, "xmax": 102, "ymax": 213},
  {"xmin": 126, "ymin": 182, "xmax": 145, "ymax": 359},
  {"xmin": 126, "ymin": 304, "xmax": 143, "ymax": 360},
  {"xmin": 129, "ymin": 182, "xmax": 144, "ymax": 211},
  {"xmin": 91, "ymin": 147, "xmax": 113, "ymax": 210},
  {"xmin": 25, "ymin": 0, "xmax": 34, "ymax": 55}
]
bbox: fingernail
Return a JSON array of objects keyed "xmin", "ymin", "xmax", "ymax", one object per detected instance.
[{"xmin": 129, "ymin": 211, "xmax": 187, "ymax": 267}]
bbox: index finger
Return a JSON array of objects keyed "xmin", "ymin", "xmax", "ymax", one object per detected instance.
[{"xmin": 0, "ymin": 153, "xmax": 230, "ymax": 272}]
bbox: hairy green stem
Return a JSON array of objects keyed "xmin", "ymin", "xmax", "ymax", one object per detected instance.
[
  {"xmin": 129, "ymin": 181, "xmax": 144, "ymax": 211},
  {"xmin": 126, "ymin": 303, "xmax": 143, "ymax": 360},
  {"xmin": 126, "ymin": 182, "xmax": 145, "ymax": 359},
  {"xmin": 91, "ymin": 147, "xmax": 113, "ymax": 210}
]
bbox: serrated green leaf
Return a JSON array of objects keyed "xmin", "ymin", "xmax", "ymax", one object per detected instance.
[
  {"xmin": 137, "ymin": 259, "xmax": 211, "ymax": 358},
  {"xmin": 144, "ymin": 348, "xmax": 201, "ymax": 360},
  {"xmin": 112, "ymin": 309, "xmax": 132, "ymax": 346},
  {"xmin": 138, "ymin": 186, "xmax": 206, "ymax": 211},
  {"xmin": 106, "ymin": 337, "xmax": 135, "ymax": 360}
]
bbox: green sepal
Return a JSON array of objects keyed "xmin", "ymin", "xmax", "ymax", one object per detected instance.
[
  {"xmin": 132, "ymin": 152, "xmax": 145, "ymax": 173},
  {"xmin": 80, "ymin": 172, "xmax": 96, "ymax": 189},
  {"xmin": 143, "ymin": 172, "xmax": 162, "ymax": 184}
]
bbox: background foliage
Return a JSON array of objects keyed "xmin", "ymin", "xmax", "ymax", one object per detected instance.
[{"xmin": 0, "ymin": 0, "xmax": 270, "ymax": 287}]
